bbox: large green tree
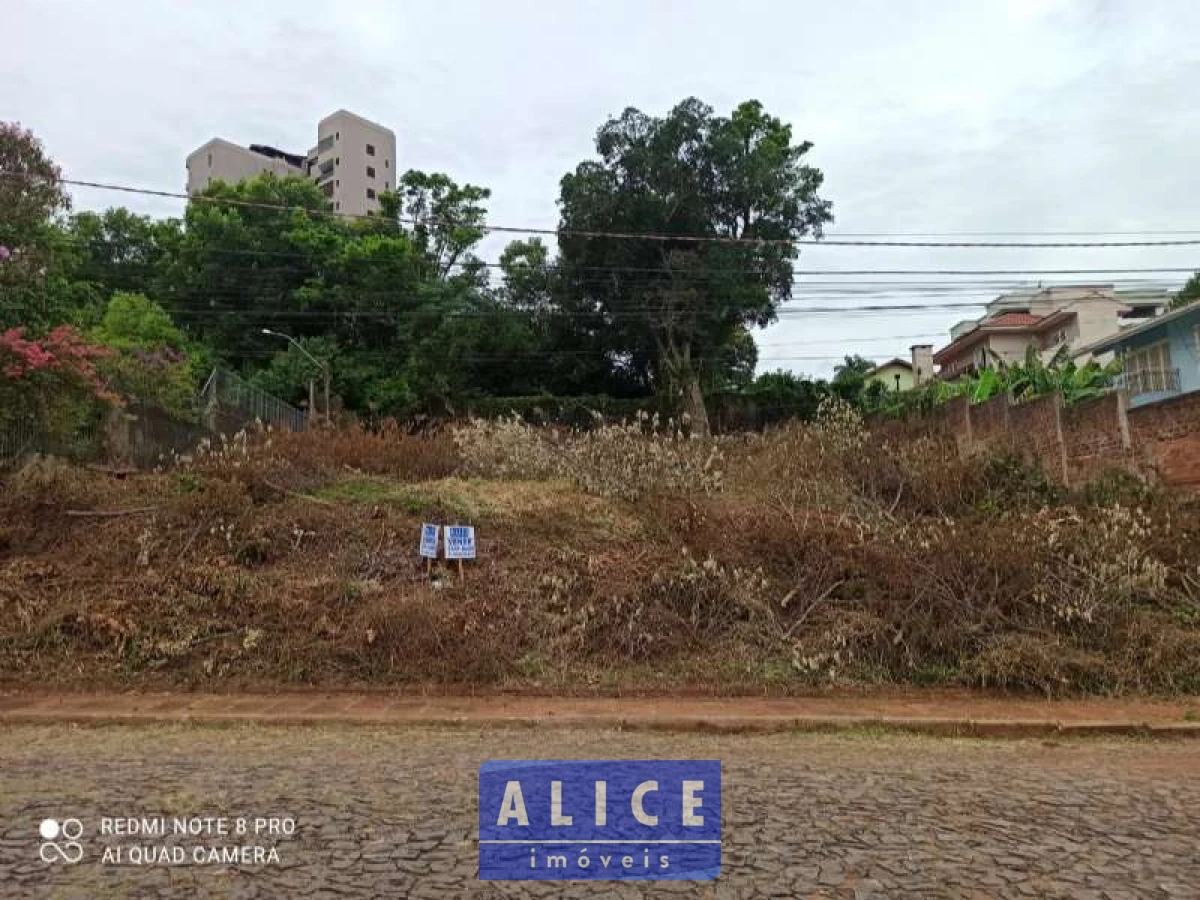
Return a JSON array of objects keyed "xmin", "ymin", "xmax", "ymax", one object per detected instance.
[
  {"xmin": 556, "ymin": 98, "xmax": 833, "ymax": 433},
  {"xmin": 0, "ymin": 122, "xmax": 75, "ymax": 329},
  {"xmin": 63, "ymin": 208, "xmax": 181, "ymax": 318},
  {"xmin": 0, "ymin": 122, "xmax": 68, "ymax": 253},
  {"xmin": 1170, "ymin": 271, "xmax": 1200, "ymax": 310},
  {"xmin": 161, "ymin": 174, "xmax": 347, "ymax": 360},
  {"xmin": 830, "ymin": 353, "xmax": 876, "ymax": 402},
  {"xmin": 491, "ymin": 237, "xmax": 646, "ymax": 397},
  {"xmin": 382, "ymin": 170, "xmax": 491, "ymax": 285}
]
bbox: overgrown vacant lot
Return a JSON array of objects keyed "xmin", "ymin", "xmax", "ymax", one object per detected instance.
[{"xmin": 2, "ymin": 402, "xmax": 1199, "ymax": 695}]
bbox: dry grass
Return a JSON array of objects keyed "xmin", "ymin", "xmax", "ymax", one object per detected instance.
[
  {"xmin": 454, "ymin": 412, "xmax": 723, "ymax": 501},
  {"xmin": 0, "ymin": 413, "xmax": 1198, "ymax": 696}
]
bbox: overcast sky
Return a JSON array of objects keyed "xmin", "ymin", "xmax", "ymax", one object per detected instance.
[{"xmin": 6, "ymin": 0, "xmax": 1200, "ymax": 377}]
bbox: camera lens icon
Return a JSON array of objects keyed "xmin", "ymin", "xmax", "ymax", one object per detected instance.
[{"xmin": 39, "ymin": 818, "xmax": 83, "ymax": 864}]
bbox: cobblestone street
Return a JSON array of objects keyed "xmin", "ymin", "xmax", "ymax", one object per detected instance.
[{"xmin": 0, "ymin": 725, "xmax": 1197, "ymax": 899}]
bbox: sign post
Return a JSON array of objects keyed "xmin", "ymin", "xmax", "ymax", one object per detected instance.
[
  {"xmin": 444, "ymin": 525, "xmax": 476, "ymax": 576},
  {"xmin": 419, "ymin": 523, "xmax": 440, "ymax": 574}
]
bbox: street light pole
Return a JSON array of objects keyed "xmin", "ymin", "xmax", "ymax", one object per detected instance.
[{"xmin": 261, "ymin": 328, "xmax": 330, "ymax": 426}]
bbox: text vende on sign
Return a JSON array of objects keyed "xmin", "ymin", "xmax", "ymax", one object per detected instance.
[
  {"xmin": 444, "ymin": 525, "xmax": 476, "ymax": 560},
  {"xmin": 478, "ymin": 760, "xmax": 721, "ymax": 881}
]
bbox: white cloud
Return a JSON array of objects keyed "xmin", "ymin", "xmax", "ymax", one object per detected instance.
[{"xmin": 4, "ymin": 0, "xmax": 1198, "ymax": 377}]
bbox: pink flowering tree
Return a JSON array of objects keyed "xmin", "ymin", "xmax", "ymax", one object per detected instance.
[{"xmin": 0, "ymin": 325, "xmax": 118, "ymax": 435}]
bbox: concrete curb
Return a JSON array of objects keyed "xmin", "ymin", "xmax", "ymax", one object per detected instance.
[{"xmin": 1, "ymin": 708, "xmax": 1197, "ymax": 739}]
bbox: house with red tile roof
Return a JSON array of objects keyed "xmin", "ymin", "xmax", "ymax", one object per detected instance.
[
  {"xmin": 933, "ymin": 311, "xmax": 1076, "ymax": 378},
  {"xmin": 933, "ymin": 285, "xmax": 1169, "ymax": 379}
]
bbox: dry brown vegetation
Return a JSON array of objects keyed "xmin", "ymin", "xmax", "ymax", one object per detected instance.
[{"xmin": 2, "ymin": 404, "xmax": 1198, "ymax": 695}]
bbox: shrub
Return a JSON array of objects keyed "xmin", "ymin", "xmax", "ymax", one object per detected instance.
[
  {"xmin": 577, "ymin": 551, "xmax": 771, "ymax": 660},
  {"xmin": 175, "ymin": 421, "xmax": 458, "ymax": 488},
  {"xmin": 811, "ymin": 394, "xmax": 865, "ymax": 456},
  {"xmin": 452, "ymin": 416, "xmax": 559, "ymax": 482},
  {"xmin": 354, "ymin": 588, "xmax": 529, "ymax": 682},
  {"xmin": 463, "ymin": 395, "xmax": 661, "ymax": 429},
  {"xmin": 454, "ymin": 411, "xmax": 724, "ymax": 501},
  {"xmin": 0, "ymin": 326, "xmax": 118, "ymax": 449},
  {"xmin": 2, "ymin": 454, "xmax": 99, "ymax": 510}
]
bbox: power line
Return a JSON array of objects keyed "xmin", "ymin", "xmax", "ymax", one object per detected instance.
[
  {"xmin": 194, "ymin": 333, "xmax": 949, "ymax": 356},
  {"xmin": 1, "ymin": 300, "xmax": 990, "ymax": 319},
  {"xmin": 34, "ymin": 236, "xmax": 1200, "ymax": 282},
  {"xmin": 9, "ymin": 170, "xmax": 1200, "ymax": 249},
  {"xmin": 30, "ymin": 228, "xmax": 1200, "ymax": 278},
  {"xmin": 756, "ymin": 333, "xmax": 943, "ymax": 347},
  {"xmin": 12, "ymin": 248, "xmax": 1184, "ymax": 302},
  {"xmin": 9, "ymin": 282, "xmax": 1171, "ymax": 321},
  {"xmin": 221, "ymin": 348, "xmax": 853, "ymax": 362},
  {"xmin": 824, "ymin": 230, "xmax": 1200, "ymax": 238},
  {"xmin": 36, "ymin": 266, "xmax": 1185, "ymax": 297}
]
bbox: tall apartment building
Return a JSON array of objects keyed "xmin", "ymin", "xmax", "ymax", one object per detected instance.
[{"xmin": 185, "ymin": 110, "xmax": 397, "ymax": 218}]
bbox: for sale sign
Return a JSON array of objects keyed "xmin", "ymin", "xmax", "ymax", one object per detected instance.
[
  {"xmin": 418, "ymin": 523, "xmax": 439, "ymax": 559},
  {"xmin": 444, "ymin": 525, "xmax": 476, "ymax": 560}
]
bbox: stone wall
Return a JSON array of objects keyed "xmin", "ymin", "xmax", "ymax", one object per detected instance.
[
  {"xmin": 924, "ymin": 389, "xmax": 1200, "ymax": 490},
  {"xmin": 1127, "ymin": 392, "xmax": 1200, "ymax": 488}
]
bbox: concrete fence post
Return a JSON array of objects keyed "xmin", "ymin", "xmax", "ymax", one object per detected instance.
[
  {"xmin": 102, "ymin": 407, "xmax": 133, "ymax": 468},
  {"xmin": 1114, "ymin": 389, "xmax": 1131, "ymax": 451},
  {"xmin": 1051, "ymin": 391, "xmax": 1069, "ymax": 488},
  {"xmin": 956, "ymin": 396, "xmax": 973, "ymax": 457}
]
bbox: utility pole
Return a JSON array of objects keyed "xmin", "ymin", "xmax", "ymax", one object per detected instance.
[
  {"xmin": 323, "ymin": 365, "xmax": 331, "ymax": 427},
  {"xmin": 261, "ymin": 328, "xmax": 330, "ymax": 428}
]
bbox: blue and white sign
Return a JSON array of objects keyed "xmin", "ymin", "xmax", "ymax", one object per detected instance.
[
  {"xmin": 479, "ymin": 759, "xmax": 721, "ymax": 881},
  {"xmin": 444, "ymin": 525, "xmax": 476, "ymax": 560},
  {"xmin": 419, "ymin": 523, "xmax": 440, "ymax": 559}
]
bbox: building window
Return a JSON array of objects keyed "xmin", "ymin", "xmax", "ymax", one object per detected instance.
[
  {"xmin": 366, "ymin": 166, "xmax": 375, "ymax": 178},
  {"xmin": 335, "ymin": 180, "xmax": 339, "ymax": 187},
  {"xmin": 384, "ymin": 159, "xmax": 389, "ymax": 169},
  {"xmin": 1124, "ymin": 340, "xmax": 1174, "ymax": 394},
  {"xmin": 335, "ymin": 131, "xmax": 339, "ymax": 140},
  {"xmin": 366, "ymin": 188, "xmax": 376, "ymax": 200},
  {"xmin": 207, "ymin": 152, "xmax": 212, "ymax": 166},
  {"xmin": 335, "ymin": 202, "xmax": 340, "ymax": 210},
  {"xmin": 383, "ymin": 181, "xmax": 388, "ymax": 190},
  {"xmin": 335, "ymin": 157, "xmax": 339, "ymax": 166},
  {"xmin": 366, "ymin": 143, "xmax": 375, "ymax": 156}
]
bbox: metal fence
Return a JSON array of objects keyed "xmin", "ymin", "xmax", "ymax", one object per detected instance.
[
  {"xmin": 0, "ymin": 417, "xmax": 104, "ymax": 467},
  {"xmin": 201, "ymin": 368, "xmax": 308, "ymax": 433},
  {"xmin": 1115, "ymin": 368, "xmax": 1181, "ymax": 398},
  {"xmin": 0, "ymin": 418, "xmax": 39, "ymax": 462},
  {"xmin": 0, "ymin": 371, "xmax": 304, "ymax": 469}
]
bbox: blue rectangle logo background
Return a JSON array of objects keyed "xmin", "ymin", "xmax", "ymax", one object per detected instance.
[{"xmin": 478, "ymin": 759, "xmax": 721, "ymax": 880}]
